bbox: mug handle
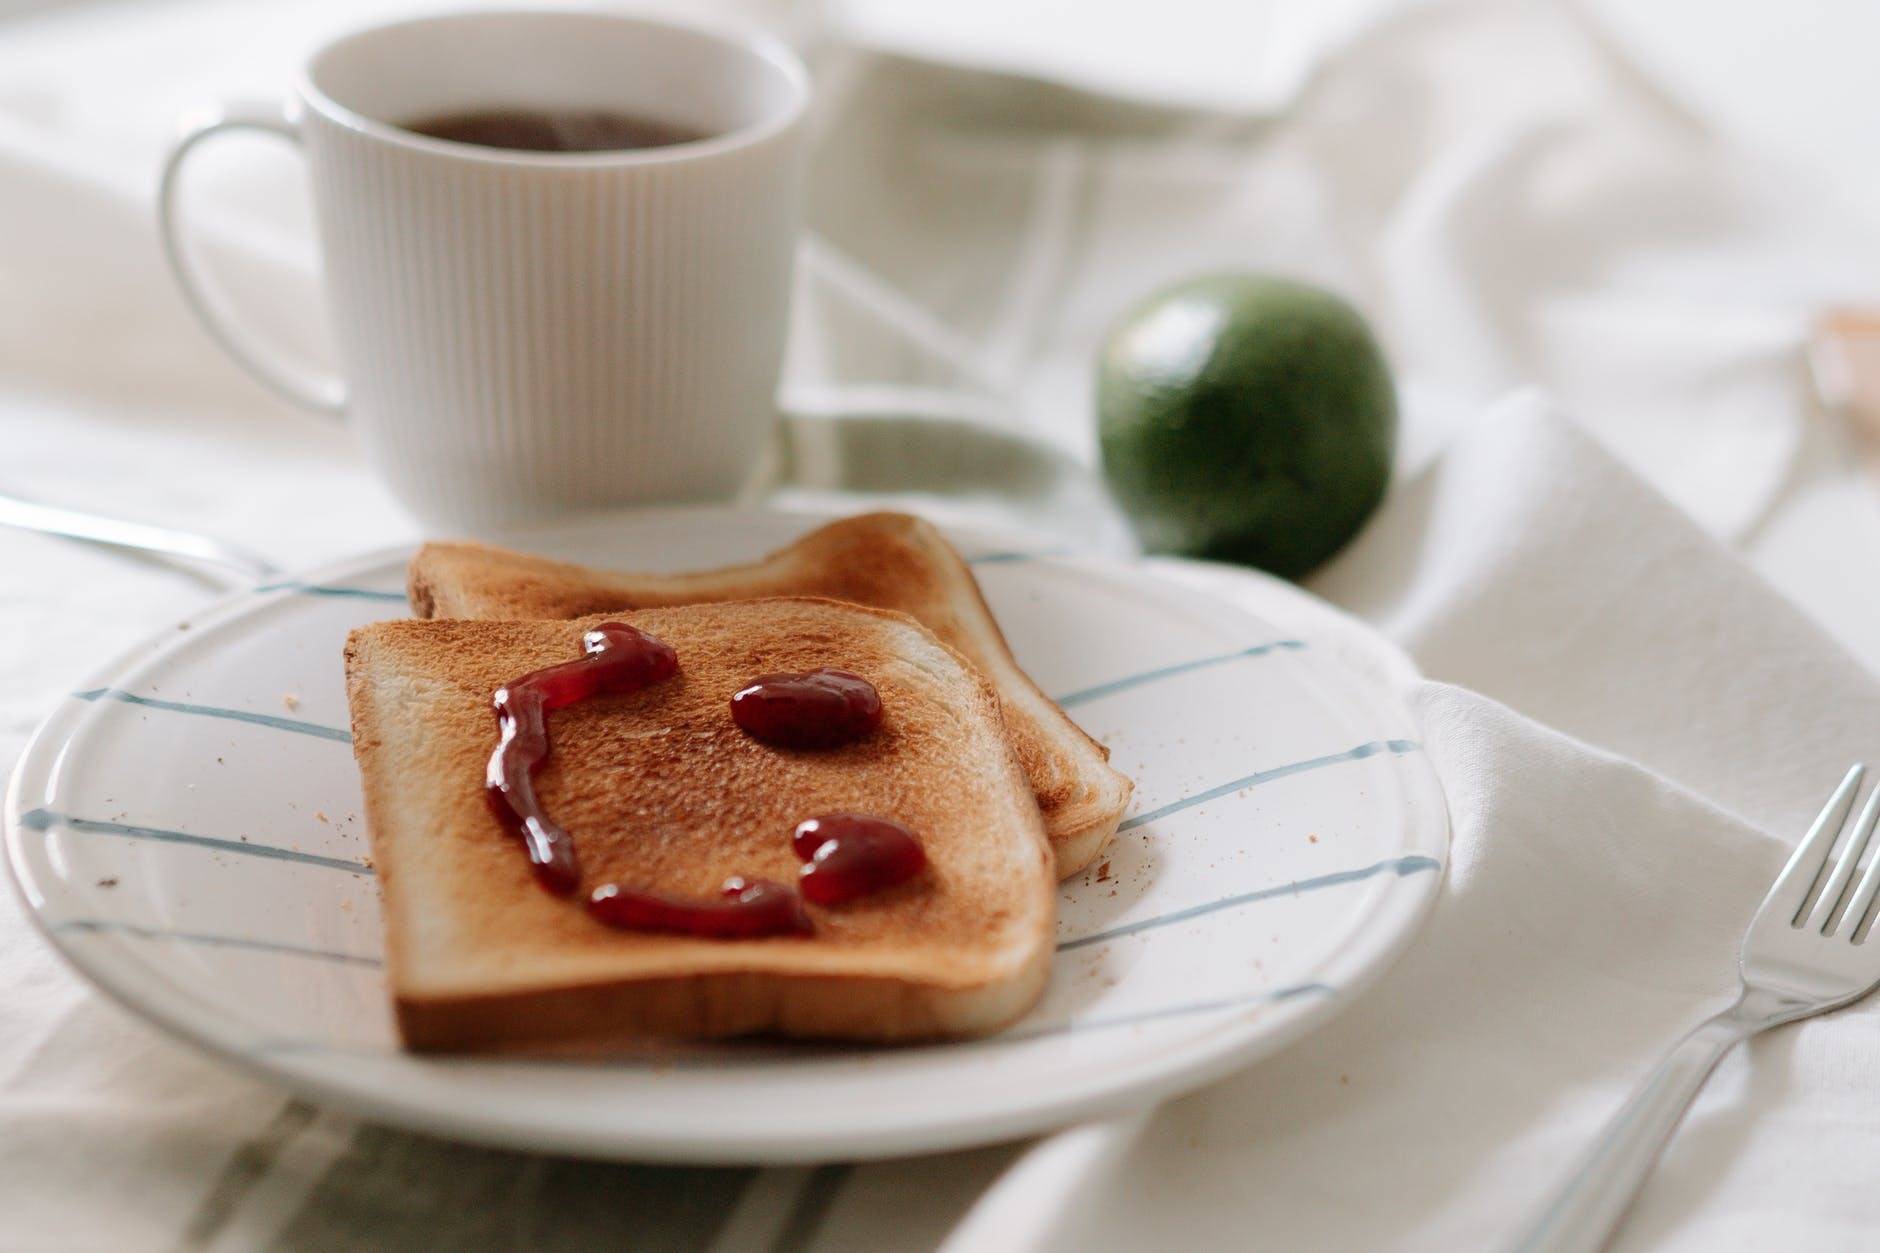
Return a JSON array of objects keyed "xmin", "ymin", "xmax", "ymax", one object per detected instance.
[{"xmin": 157, "ymin": 100, "xmax": 346, "ymax": 415}]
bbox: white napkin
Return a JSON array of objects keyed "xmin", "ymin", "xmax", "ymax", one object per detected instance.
[{"xmin": 823, "ymin": 0, "xmax": 1402, "ymax": 113}]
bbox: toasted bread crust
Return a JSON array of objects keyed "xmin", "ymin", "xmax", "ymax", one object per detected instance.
[
  {"xmin": 346, "ymin": 598, "xmax": 1055, "ymax": 1051},
  {"xmin": 395, "ymin": 960, "xmax": 1050, "ymax": 1051},
  {"xmin": 408, "ymin": 513, "xmax": 1132, "ymax": 876}
]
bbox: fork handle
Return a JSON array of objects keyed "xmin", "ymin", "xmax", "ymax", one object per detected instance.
[
  {"xmin": 0, "ymin": 491, "xmax": 279, "ymax": 585},
  {"xmin": 1510, "ymin": 998, "xmax": 1764, "ymax": 1253}
]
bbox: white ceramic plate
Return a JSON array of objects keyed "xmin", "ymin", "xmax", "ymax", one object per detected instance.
[{"xmin": 4, "ymin": 508, "xmax": 1446, "ymax": 1162}]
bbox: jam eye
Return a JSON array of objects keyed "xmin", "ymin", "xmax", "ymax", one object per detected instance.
[{"xmin": 730, "ymin": 669, "xmax": 882, "ymax": 748}]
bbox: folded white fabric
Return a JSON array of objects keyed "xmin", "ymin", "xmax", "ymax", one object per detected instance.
[
  {"xmin": 1316, "ymin": 395, "xmax": 1880, "ymax": 838},
  {"xmin": 847, "ymin": 397, "xmax": 1880, "ymax": 1252},
  {"xmin": 825, "ymin": 0, "xmax": 1401, "ymax": 113}
]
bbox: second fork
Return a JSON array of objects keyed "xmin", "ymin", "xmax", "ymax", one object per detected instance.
[{"xmin": 1513, "ymin": 764, "xmax": 1880, "ymax": 1253}]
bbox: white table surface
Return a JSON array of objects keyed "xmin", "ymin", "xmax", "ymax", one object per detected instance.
[{"xmin": 6, "ymin": 0, "xmax": 1880, "ymax": 1249}]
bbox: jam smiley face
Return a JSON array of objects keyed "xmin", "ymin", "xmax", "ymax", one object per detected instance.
[
  {"xmin": 485, "ymin": 630, "xmax": 924, "ymax": 940},
  {"xmin": 487, "ymin": 623, "xmax": 809, "ymax": 939}
]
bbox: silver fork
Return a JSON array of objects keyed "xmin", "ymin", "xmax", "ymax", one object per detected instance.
[
  {"xmin": 1513, "ymin": 764, "xmax": 1880, "ymax": 1253},
  {"xmin": 0, "ymin": 489, "xmax": 278, "ymax": 584}
]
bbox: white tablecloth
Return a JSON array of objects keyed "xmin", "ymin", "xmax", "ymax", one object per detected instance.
[{"xmin": 6, "ymin": 0, "xmax": 1880, "ymax": 1249}]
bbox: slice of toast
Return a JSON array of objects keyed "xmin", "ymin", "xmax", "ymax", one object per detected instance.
[
  {"xmin": 345, "ymin": 597, "xmax": 1055, "ymax": 1051},
  {"xmin": 407, "ymin": 512, "xmax": 1132, "ymax": 878}
]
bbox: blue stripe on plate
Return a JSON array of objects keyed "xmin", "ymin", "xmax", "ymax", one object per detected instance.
[
  {"xmin": 1055, "ymin": 640, "xmax": 1307, "ymax": 708},
  {"xmin": 53, "ymin": 919, "xmax": 380, "ymax": 967},
  {"xmin": 253, "ymin": 581, "xmax": 408, "ymax": 603},
  {"xmin": 73, "ymin": 689, "xmax": 351, "ymax": 743},
  {"xmin": 18, "ymin": 809, "xmax": 372, "ymax": 875},
  {"xmin": 1120, "ymin": 739, "xmax": 1422, "ymax": 833},
  {"xmin": 1059, "ymin": 854, "xmax": 1442, "ymax": 951}
]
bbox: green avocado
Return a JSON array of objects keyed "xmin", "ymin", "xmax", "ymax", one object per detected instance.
[{"xmin": 1097, "ymin": 274, "xmax": 1396, "ymax": 579}]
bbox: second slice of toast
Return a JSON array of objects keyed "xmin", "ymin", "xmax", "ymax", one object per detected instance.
[
  {"xmin": 407, "ymin": 512, "xmax": 1132, "ymax": 878},
  {"xmin": 345, "ymin": 597, "xmax": 1056, "ymax": 1051}
]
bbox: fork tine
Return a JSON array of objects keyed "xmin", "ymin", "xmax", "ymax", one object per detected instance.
[
  {"xmin": 1843, "ymin": 821, "xmax": 1880, "ymax": 942},
  {"xmin": 1811, "ymin": 783, "xmax": 1880, "ymax": 933},
  {"xmin": 1772, "ymin": 764, "xmax": 1865, "ymax": 925}
]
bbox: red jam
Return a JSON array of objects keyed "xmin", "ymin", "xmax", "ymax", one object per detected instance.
[
  {"xmin": 792, "ymin": 813, "xmax": 928, "ymax": 905},
  {"xmin": 730, "ymin": 669, "xmax": 882, "ymax": 748},
  {"xmin": 487, "ymin": 623, "xmax": 678, "ymax": 895},
  {"xmin": 588, "ymin": 877, "xmax": 812, "ymax": 938},
  {"xmin": 488, "ymin": 629, "xmax": 913, "ymax": 938}
]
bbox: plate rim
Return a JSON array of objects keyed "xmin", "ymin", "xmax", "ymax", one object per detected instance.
[{"xmin": 4, "ymin": 505, "xmax": 1448, "ymax": 1162}]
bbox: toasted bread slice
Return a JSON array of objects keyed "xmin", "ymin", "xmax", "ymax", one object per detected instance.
[
  {"xmin": 407, "ymin": 513, "xmax": 1132, "ymax": 878},
  {"xmin": 345, "ymin": 597, "xmax": 1055, "ymax": 1051}
]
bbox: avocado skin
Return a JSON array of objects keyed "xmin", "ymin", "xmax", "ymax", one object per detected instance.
[{"xmin": 1098, "ymin": 274, "xmax": 1396, "ymax": 580}]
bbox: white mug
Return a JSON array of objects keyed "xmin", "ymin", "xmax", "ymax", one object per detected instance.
[{"xmin": 159, "ymin": 8, "xmax": 809, "ymax": 528}]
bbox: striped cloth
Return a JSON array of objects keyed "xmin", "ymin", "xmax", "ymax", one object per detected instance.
[{"xmin": 6, "ymin": 0, "xmax": 1880, "ymax": 1249}]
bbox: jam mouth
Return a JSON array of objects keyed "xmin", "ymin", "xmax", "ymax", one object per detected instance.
[
  {"xmin": 793, "ymin": 813, "xmax": 928, "ymax": 905},
  {"xmin": 587, "ymin": 876, "xmax": 812, "ymax": 938}
]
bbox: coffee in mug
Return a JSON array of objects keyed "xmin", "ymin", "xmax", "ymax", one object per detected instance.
[{"xmin": 402, "ymin": 107, "xmax": 708, "ymax": 153}]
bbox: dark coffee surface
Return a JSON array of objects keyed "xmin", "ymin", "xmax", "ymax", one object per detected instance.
[{"xmin": 403, "ymin": 107, "xmax": 707, "ymax": 153}]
